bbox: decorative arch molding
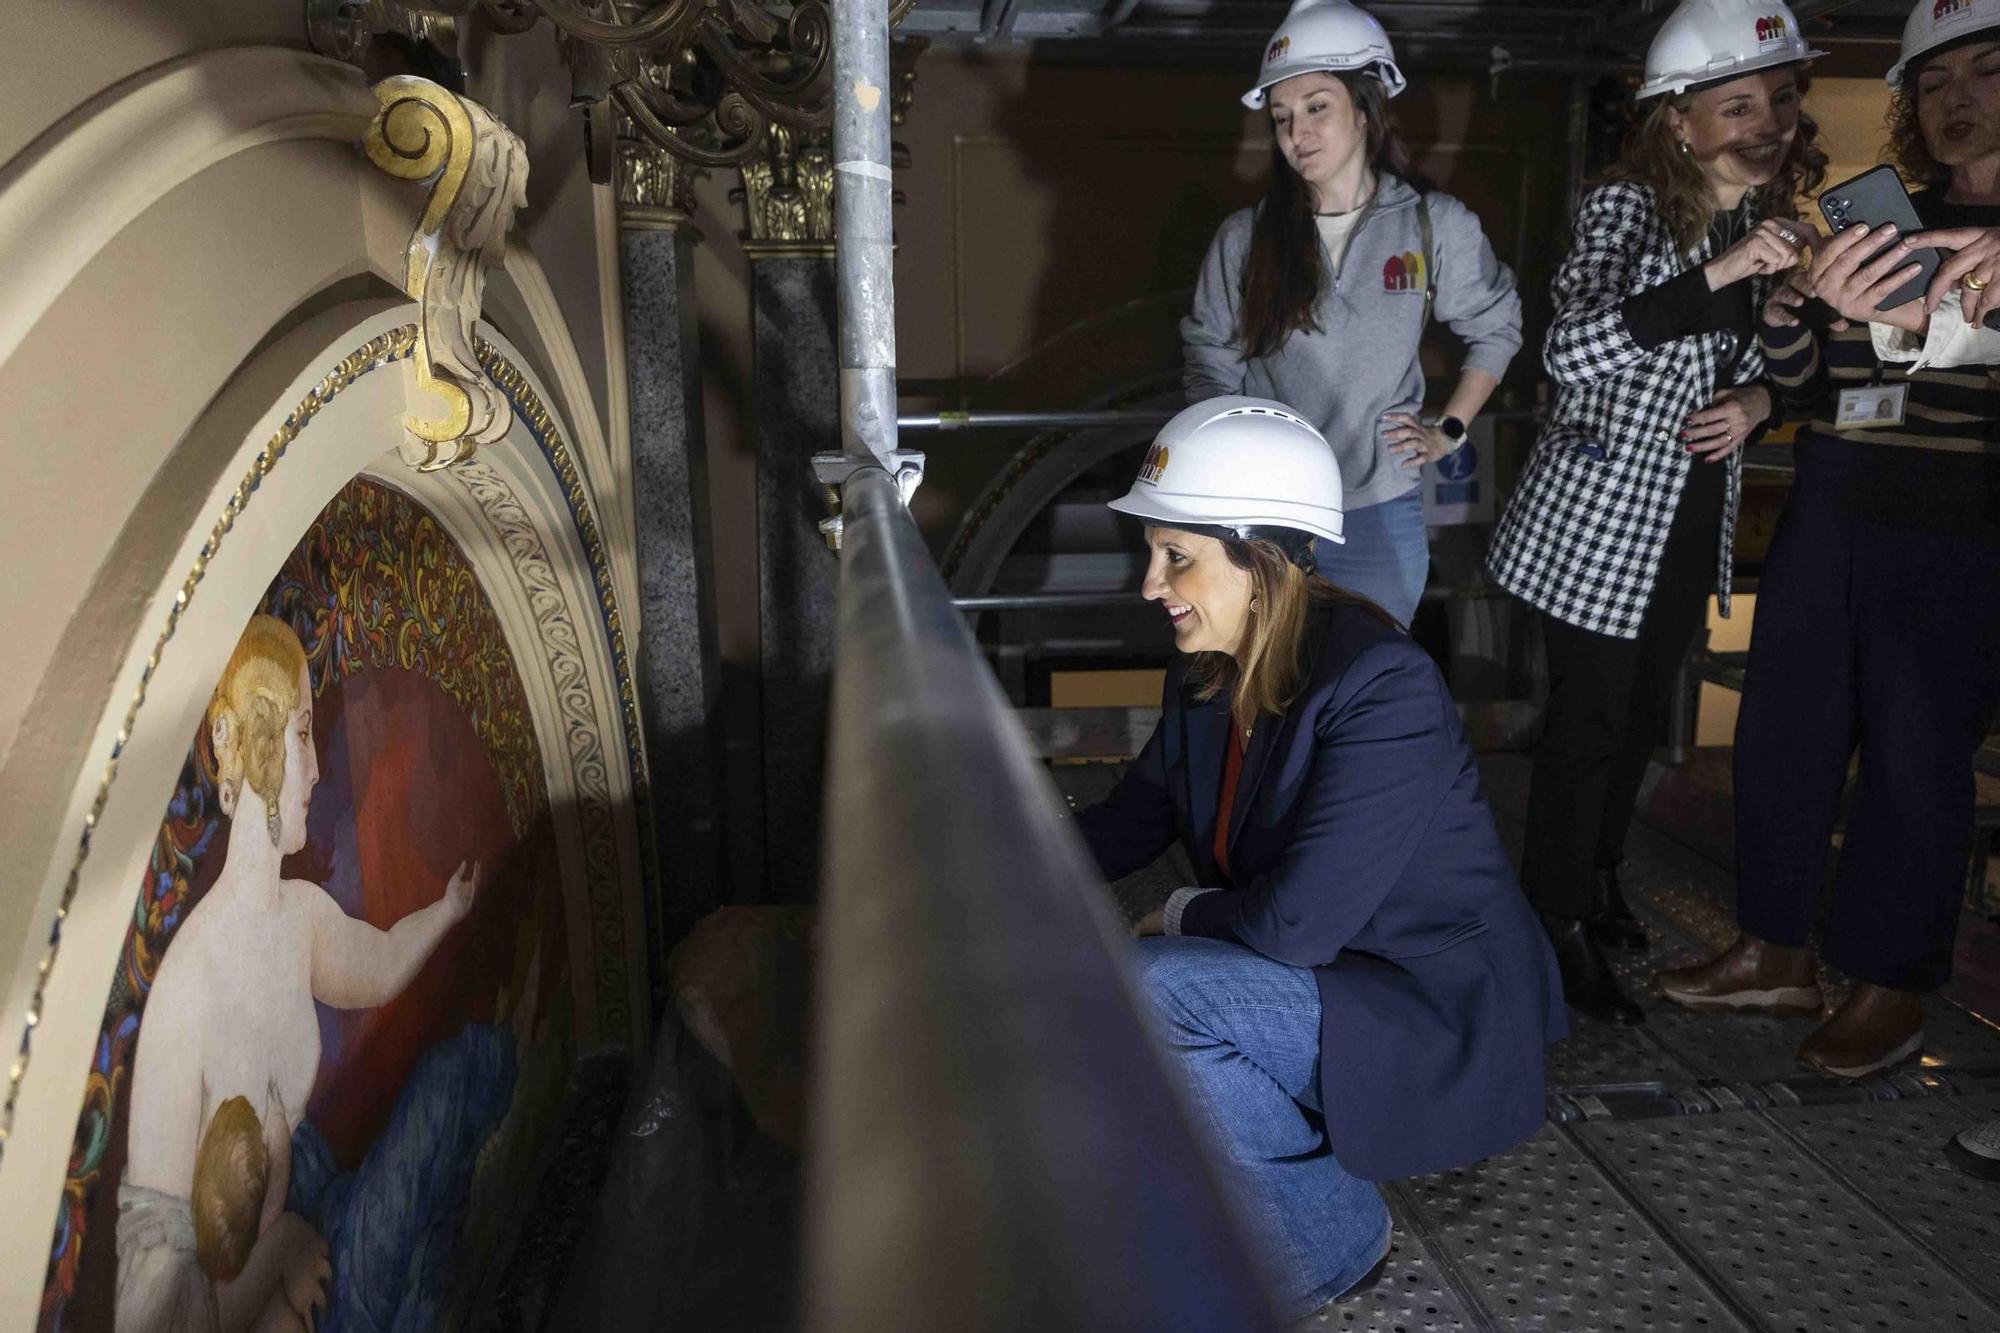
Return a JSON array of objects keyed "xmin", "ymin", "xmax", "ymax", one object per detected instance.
[
  {"xmin": 0, "ymin": 46, "xmax": 380, "ymax": 372},
  {"xmin": 0, "ymin": 305, "xmax": 647, "ymax": 1325}
]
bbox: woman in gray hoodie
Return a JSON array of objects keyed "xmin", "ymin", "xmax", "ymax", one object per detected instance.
[{"xmin": 1181, "ymin": 0, "xmax": 1523, "ymax": 629}]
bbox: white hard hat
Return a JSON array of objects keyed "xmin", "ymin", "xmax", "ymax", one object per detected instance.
[
  {"xmin": 1889, "ymin": 0, "xmax": 2000, "ymax": 88},
  {"xmin": 1108, "ymin": 396, "xmax": 1346, "ymax": 546},
  {"xmin": 1636, "ymin": 0, "xmax": 1825, "ymax": 101},
  {"xmin": 1243, "ymin": 0, "xmax": 1406, "ymax": 110}
]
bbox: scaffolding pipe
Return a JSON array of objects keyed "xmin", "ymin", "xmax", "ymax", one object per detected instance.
[
  {"xmin": 899, "ymin": 406, "xmax": 1551, "ymax": 433},
  {"xmin": 806, "ymin": 465, "xmax": 1280, "ymax": 1331},
  {"xmin": 832, "ymin": 0, "xmax": 900, "ymax": 467}
]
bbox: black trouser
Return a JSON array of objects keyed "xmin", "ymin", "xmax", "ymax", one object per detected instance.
[
  {"xmin": 1734, "ymin": 439, "xmax": 2000, "ymax": 992},
  {"xmin": 1521, "ymin": 460, "xmax": 1727, "ymax": 918}
]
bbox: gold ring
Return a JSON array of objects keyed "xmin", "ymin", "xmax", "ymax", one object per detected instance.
[{"xmin": 1966, "ymin": 273, "xmax": 1989, "ymax": 292}]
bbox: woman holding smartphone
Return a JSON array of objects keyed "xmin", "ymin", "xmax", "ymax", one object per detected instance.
[
  {"xmin": 1486, "ymin": 0, "xmax": 1824, "ymax": 1025},
  {"xmin": 1181, "ymin": 0, "xmax": 1523, "ymax": 628},
  {"xmin": 1659, "ymin": 0, "xmax": 2000, "ymax": 1082}
]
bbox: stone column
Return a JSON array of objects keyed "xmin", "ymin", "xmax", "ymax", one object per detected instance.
[
  {"xmin": 739, "ymin": 123, "xmax": 841, "ymax": 903},
  {"xmin": 619, "ymin": 120, "xmax": 727, "ymax": 945}
]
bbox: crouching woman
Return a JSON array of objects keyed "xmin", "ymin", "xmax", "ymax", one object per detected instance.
[{"xmin": 1074, "ymin": 397, "xmax": 1566, "ymax": 1320}]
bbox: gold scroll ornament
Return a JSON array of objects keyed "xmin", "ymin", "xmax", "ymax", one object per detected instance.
[{"xmin": 363, "ymin": 77, "xmax": 529, "ymax": 470}]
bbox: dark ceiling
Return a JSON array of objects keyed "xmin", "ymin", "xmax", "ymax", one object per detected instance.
[{"xmin": 899, "ymin": 0, "xmax": 1915, "ymax": 73}]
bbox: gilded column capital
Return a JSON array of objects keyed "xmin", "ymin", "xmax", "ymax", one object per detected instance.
[
  {"xmin": 617, "ymin": 107, "xmax": 706, "ymax": 235},
  {"xmin": 363, "ymin": 76, "xmax": 530, "ymax": 471},
  {"xmin": 735, "ymin": 122, "xmax": 837, "ymax": 260}
]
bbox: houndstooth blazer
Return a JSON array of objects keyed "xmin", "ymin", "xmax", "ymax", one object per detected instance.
[{"xmin": 1487, "ymin": 180, "xmax": 1763, "ymax": 639}]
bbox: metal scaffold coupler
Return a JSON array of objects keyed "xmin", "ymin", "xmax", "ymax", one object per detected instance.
[{"xmin": 811, "ymin": 449, "xmax": 926, "ymax": 551}]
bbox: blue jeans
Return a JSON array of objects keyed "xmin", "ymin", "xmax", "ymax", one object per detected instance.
[
  {"xmin": 1312, "ymin": 487, "xmax": 1429, "ymax": 629},
  {"xmin": 1134, "ymin": 936, "xmax": 1391, "ymax": 1320}
]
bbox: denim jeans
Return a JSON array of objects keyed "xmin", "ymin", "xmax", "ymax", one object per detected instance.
[
  {"xmin": 1312, "ymin": 487, "xmax": 1430, "ymax": 629},
  {"xmin": 1134, "ymin": 936, "xmax": 1391, "ymax": 1320}
]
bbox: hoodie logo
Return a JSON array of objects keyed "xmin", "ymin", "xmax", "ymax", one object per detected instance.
[
  {"xmin": 1936, "ymin": 0, "xmax": 1972, "ymax": 24},
  {"xmin": 1267, "ymin": 35, "xmax": 1291, "ymax": 64},
  {"xmin": 1755, "ymin": 14, "xmax": 1789, "ymax": 46},
  {"xmin": 1383, "ymin": 252, "xmax": 1427, "ymax": 293},
  {"xmin": 1138, "ymin": 442, "xmax": 1171, "ymax": 484}
]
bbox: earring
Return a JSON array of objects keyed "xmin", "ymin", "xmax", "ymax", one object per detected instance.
[
  {"xmin": 1249, "ymin": 597, "xmax": 1264, "ymax": 613},
  {"xmin": 1677, "ymin": 140, "xmax": 1691, "ymax": 156}
]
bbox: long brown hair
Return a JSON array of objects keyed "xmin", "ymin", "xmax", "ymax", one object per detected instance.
[
  {"xmin": 1603, "ymin": 73, "xmax": 1827, "ymax": 252},
  {"xmin": 1186, "ymin": 538, "xmax": 1397, "ymax": 722},
  {"xmin": 1238, "ymin": 72, "xmax": 1419, "ymax": 359}
]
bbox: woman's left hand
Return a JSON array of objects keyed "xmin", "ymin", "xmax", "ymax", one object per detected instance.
[
  {"xmin": 1383, "ymin": 412, "xmax": 1458, "ymax": 469},
  {"xmin": 1680, "ymin": 385, "xmax": 1771, "ymax": 462},
  {"xmin": 1133, "ymin": 907, "xmax": 1165, "ymax": 938},
  {"xmin": 1917, "ymin": 225, "xmax": 2000, "ymax": 326}
]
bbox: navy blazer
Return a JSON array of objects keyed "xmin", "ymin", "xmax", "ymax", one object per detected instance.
[{"xmin": 1079, "ymin": 603, "xmax": 1566, "ymax": 1181}]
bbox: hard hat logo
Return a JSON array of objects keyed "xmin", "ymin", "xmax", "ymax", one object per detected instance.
[
  {"xmin": 1383, "ymin": 252, "xmax": 1427, "ymax": 293},
  {"xmin": 1937, "ymin": 0, "xmax": 1974, "ymax": 24},
  {"xmin": 1756, "ymin": 14, "xmax": 1789, "ymax": 45},
  {"xmin": 1138, "ymin": 443, "xmax": 1171, "ymax": 485},
  {"xmin": 1268, "ymin": 35, "xmax": 1291, "ymax": 63}
]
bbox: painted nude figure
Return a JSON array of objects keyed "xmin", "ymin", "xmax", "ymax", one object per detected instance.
[{"xmin": 117, "ymin": 616, "xmax": 477, "ymax": 1332}]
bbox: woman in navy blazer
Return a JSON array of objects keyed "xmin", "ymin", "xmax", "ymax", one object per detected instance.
[{"xmin": 1077, "ymin": 397, "xmax": 1565, "ymax": 1319}]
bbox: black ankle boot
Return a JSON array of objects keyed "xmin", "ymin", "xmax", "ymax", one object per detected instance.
[
  {"xmin": 1589, "ymin": 865, "xmax": 1649, "ymax": 952},
  {"xmin": 1541, "ymin": 913, "xmax": 1645, "ymax": 1025}
]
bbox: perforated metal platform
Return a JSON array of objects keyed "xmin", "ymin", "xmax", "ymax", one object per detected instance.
[{"xmin": 1050, "ymin": 753, "xmax": 2000, "ymax": 1331}]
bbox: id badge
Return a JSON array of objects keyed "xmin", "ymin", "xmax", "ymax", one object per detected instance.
[{"xmin": 1835, "ymin": 383, "xmax": 1908, "ymax": 430}]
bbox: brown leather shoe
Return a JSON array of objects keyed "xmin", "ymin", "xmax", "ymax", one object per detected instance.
[
  {"xmin": 1655, "ymin": 935, "xmax": 1821, "ymax": 1016},
  {"xmin": 1797, "ymin": 984, "xmax": 1924, "ymax": 1078}
]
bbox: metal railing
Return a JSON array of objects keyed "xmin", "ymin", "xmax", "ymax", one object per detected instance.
[{"xmin": 805, "ymin": 465, "xmax": 1280, "ymax": 1331}]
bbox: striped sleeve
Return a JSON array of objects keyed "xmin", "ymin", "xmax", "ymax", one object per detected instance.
[{"xmin": 1758, "ymin": 310, "xmax": 1825, "ymax": 416}]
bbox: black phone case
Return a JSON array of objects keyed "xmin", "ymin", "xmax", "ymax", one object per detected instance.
[{"xmin": 1817, "ymin": 165, "xmax": 1940, "ymax": 312}]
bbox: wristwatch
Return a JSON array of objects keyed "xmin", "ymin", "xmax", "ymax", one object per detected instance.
[{"xmin": 1435, "ymin": 415, "xmax": 1467, "ymax": 444}]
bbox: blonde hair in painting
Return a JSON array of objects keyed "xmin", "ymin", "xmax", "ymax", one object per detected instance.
[{"xmin": 208, "ymin": 614, "xmax": 309, "ymax": 844}]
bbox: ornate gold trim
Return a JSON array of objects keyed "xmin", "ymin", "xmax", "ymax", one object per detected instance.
[
  {"xmin": 0, "ymin": 324, "xmax": 648, "ymax": 1169},
  {"xmin": 741, "ymin": 239, "xmax": 838, "ymax": 260},
  {"xmin": 364, "ymin": 77, "xmax": 529, "ymax": 470}
]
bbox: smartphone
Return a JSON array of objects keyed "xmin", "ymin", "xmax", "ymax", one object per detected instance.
[{"xmin": 1817, "ymin": 165, "xmax": 1941, "ymax": 313}]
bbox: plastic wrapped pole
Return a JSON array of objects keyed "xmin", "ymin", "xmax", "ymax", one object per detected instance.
[{"xmin": 832, "ymin": 0, "xmax": 900, "ymax": 469}]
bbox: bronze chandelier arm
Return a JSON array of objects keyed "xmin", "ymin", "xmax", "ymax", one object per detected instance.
[
  {"xmin": 615, "ymin": 83, "xmax": 769, "ymax": 166},
  {"xmin": 694, "ymin": 20, "xmax": 831, "ymax": 128},
  {"xmin": 525, "ymin": 0, "xmax": 706, "ymax": 49}
]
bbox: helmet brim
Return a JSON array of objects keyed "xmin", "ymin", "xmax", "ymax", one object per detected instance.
[
  {"xmin": 1108, "ymin": 491, "xmax": 1346, "ymax": 545},
  {"xmin": 1242, "ymin": 59, "xmax": 1408, "ymax": 109},
  {"xmin": 1890, "ymin": 25, "xmax": 2000, "ymax": 89},
  {"xmin": 1636, "ymin": 49, "xmax": 1825, "ymax": 101}
]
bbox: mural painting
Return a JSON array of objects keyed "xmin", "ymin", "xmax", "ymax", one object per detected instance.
[{"xmin": 41, "ymin": 476, "xmax": 576, "ymax": 1333}]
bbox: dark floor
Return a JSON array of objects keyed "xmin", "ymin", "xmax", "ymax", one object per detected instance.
[
  {"xmin": 509, "ymin": 746, "xmax": 2000, "ymax": 1332},
  {"xmin": 1053, "ymin": 750, "xmax": 2000, "ymax": 1332}
]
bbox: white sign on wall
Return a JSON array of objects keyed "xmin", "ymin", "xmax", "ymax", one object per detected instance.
[{"xmin": 1420, "ymin": 415, "xmax": 1496, "ymax": 528}]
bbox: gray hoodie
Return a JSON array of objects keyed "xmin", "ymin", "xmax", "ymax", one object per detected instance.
[{"xmin": 1181, "ymin": 174, "xmax": 1524, "ymax": 510}]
